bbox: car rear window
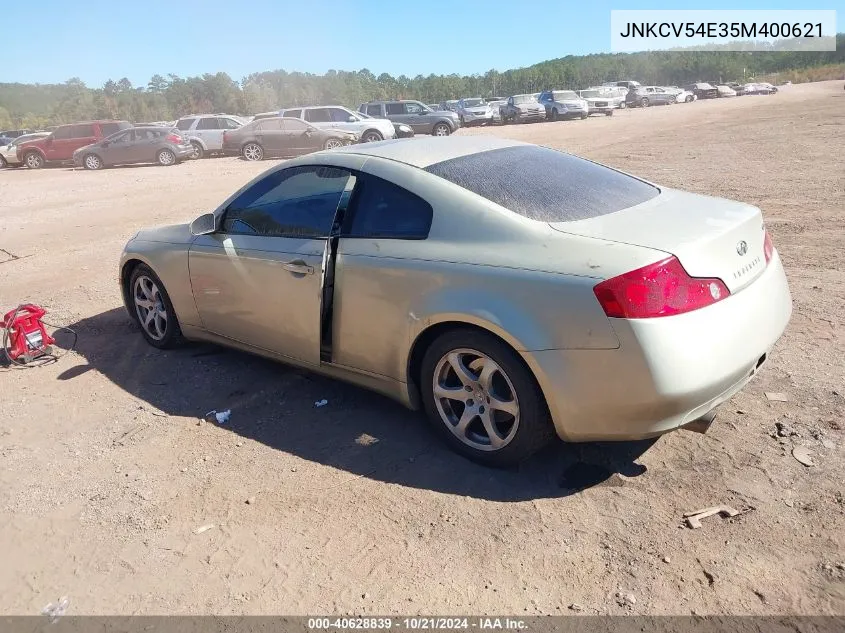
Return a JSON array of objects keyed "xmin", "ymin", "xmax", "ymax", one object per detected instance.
[
  {"xmin": 101, "ymin": 122, "xmax": 130, "ymax": 136},
  {"xmin": 424, "ymin": 145, "xmax": 659, "ymax": 222},
  {"xmin": 176, "ymin": 118, "xmax": 196, "ymax": 131}
]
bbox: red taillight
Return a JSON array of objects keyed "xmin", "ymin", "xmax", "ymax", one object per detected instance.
[
  {"xmin": 166, "ymin": 133, "xmax": 182, "ymax": 144},
  {"xmin": 763, "ymin": 229, "xmax": 774, "ymax": 264},
  {"xmin": 593, "ymin": 256, "xmax": 730, "ymax": 319}
]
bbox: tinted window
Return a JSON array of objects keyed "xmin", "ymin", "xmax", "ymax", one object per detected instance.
[
  {"xmin": 109, "ymin": 130, "xmax": 132, "ymax": 143},
  {"xmin": 135, "ymin": 129, "xmax": 159, "ymax": 141},
  {"xmin": 424, "ymin": 146, "xmax": 659, "ymax": 222},
  {"xmin": 345, "ymin": 174, "xmax": 433, "ymax": 239},
  {"xmin": 282, "ymin": 109, "xmax": 302, "ymax": 118},
  {"xmin": 385, "ymin": 103, "xmax": 404, "ymax": 115},
  {"xmin": 404, "ymin": 103, "xmax": 424, "ymax": 114},
  {"xmin": 176, "ymin": 118, "xmax": 195, "ymax": 131},
  {"xmin": 366, "ymin": 105, "xmax": 382, "ymax": 117},
  {"xmin": 196, "ymin": 118, "xmax": 218, "ymax": 130},
  {"xmin": 101, "ymin": 122, "xmax": 129, "ymax": 136},
  {"xmin": 304, "ymin": 108, "xmax": 331, "ymax": 123},
  {"xmin": 220, "ymin": 118, "xmax": 241, "ymax": 129},
  {"xmin": 329, "ymin": 108, "xmax": 352, "ymax": 122},
  {"xmin": 69, "ymin": 124, "xmax": 95, "ymax": 138},
  {"xmin": 222, "ymin": 166, "xmax": 351, "ymax": 238},
  {"xmin": 52, "ymin": 126, "xmax": 73, "ymax": 140},
  {"xmin": 257, "ymin": 118, "xmax": 283, "ymax": 131},
  {"xmin": 282, "ymin": 119, "xmax": 308, "ymax": 131}
]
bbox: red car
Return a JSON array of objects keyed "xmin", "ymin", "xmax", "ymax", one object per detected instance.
[{"xmin": 16, "ymin": 120, "xmax": 131, "ymax": 169}]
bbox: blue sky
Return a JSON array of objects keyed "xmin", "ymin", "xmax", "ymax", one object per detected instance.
[{"xmin": 2, "ymin": 0, "xmax": 841, "ymax": 87}]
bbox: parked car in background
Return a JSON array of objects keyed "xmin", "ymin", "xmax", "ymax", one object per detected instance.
[
  {"xmin": 280, "ymin": 105, "xmax": 395, "ymax": 143},
  {"xmin": 757, "ymin": 82, "xmax": 778, "ymax": 94},
  {"xmin": 252, "ymin": 112, "xmax": 280, "ymax": 121},
  {"xmin": 578, "ymin": 88, "xmax": 624, "ymax": 115},
  {"xmin": 500, "ymin": 94, "xmax": 547, "ymax": 124},
  {"xmin": 120, "ymin": 136, "xmax": 791, "ymax": 466},
  {"xmin": 0, "ymin": 132, "xmax": 49, "ymax": 167},
  {"xmin": 174, "ymin": 114, "xmax": 246, "ymax": 159},
  {"xmin": 439, "ymin": 100, "xmax": 460, "ymax": 112},
  {"xmin": 604, "ymin": 80, "xmax": 642, "ymax": 91},
  {"xmin": 743, "ymin": 83, "xmax": 777, "ymax": 95},
  {"xmin": 537, "ymin": 90, "xmax": 589, "ymax": 120},
  {"xmin": 456, "ymin": 98, "xmax": 495, "ymax": 127},
  {"xmin": 222, "ymin": 117, "xmax": 357, "ymax": 161},
  {"xmin": 626, "ymin": 86, "xmax": 678, "ymax": 108},
  {"xmin": 663, "ymin": 87, "xmax": 696, "ymax": 103},
  {"xmin": 683, "ymin": 83, "xmax": 719, "ymax": 99},
  {"xmin": 726, "ymin": 82, "xmax": 747, "ymax": 96},
  {"xmin": 16, "ymin": 120, "xmax": 131, "ymax": 169},
  {"xmin": 716, "ymin": 85, "xmax": 737, "ymax": 98},
  {"xmin": 426, "ymin": 104, "xmax": 441, "ymax": 111},
  {"xmin": 0, "ymin": 129, "xmax": 32, "ymax": 145},
  {"xmin": 72, "ymin": 126, "xmax": 193, "ymax": 170},
  {"xmin": 486, "ymin": 100, "xmax": 507, "ymax": 124},
  {"xmin": 357, "ymin": 111, "xmax": 415, "ymax": 138},
  {"xmin": 358, "ymin": 101, "xmax": 460, "ymax": 136}
]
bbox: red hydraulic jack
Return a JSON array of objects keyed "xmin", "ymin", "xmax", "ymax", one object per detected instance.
[{"xmin": 1, "ymin": 304, "xmax": 56, "ymax": 363}]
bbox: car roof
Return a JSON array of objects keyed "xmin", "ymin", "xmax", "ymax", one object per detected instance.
[{"xmin": 329, "ymin": 136, "xmax": 527, "ymax": 168}]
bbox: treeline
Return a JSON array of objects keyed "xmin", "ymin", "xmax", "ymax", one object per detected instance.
[{"xmin": 1, "ymin": 35, "xmax": 843, "ymax": 128}]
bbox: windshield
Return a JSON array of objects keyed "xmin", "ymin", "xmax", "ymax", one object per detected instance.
[
  {"xmin": 512, "ymin": 94, "xmax": 535, "ymax": 104},
  {"xmin": 553, "ymin": 91, "xmax": 579, "ymax": 101},
  {"xmin": 580, "ymin": 90, "xmax": 601, "ymax": 98},
  {"xmin": 462, "ymin": 99, "xmax": 484, "ymax": 108}
]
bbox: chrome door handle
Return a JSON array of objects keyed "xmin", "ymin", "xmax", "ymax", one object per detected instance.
[{"xmin": 282, "ymin": 260, "xmax": 314, "ymax": 275}]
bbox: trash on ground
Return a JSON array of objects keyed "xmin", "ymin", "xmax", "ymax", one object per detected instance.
[
  {"xmin": 791, "ymin": 446, "xmax": 816, "ymax": 467},
  {"xmin": 204, "ymin": 409, "xmax": 231, "ymax": 424},
  {"xmin": 355, "ymin": 433, "xmax": 379, "ymax": 446},
  {"xmin": 568, "ymin": 603, "xmax": 583, "ymax": 612},
  {"xmin": 193, "ymin": 524, "xmax": 215, "ymax": 534},
  {"xmin": 683, "ymin": 505, "xmax": 740, "ymax": 529},
  {"xmin": 41, "ymin": 596, "xmax": 69, "ymax": 621},
  {"xmin": 615, "ymin": 591, "xmax": 636, "ymax": 607},
  {"xmin": 315, "ymin": 399, "xmax": 328, "ymax": 407},
  {"xmin": 765, "ymin": 392, "xmax": 789, "ymax": 402},
  {"xmin": 246, "ymin": 496, "xmax": 256, "ymax": 505},
  {"xmin": 774, "ymin": 421, "xmax": 799, "ymax": 437}
]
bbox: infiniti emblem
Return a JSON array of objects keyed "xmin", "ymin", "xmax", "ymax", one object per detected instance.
[{"xmin": 736, "ymin": 240, "xmax": 748, "ymax": 256}]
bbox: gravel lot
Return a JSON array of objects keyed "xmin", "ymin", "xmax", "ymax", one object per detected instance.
[{"xmin": 0, "ymin": 80, "xmax": 843, "ymax": 616}]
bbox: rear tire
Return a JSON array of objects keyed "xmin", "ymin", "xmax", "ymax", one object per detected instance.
[
  {"xmin": 641, "ymin": 97, "xmax": 650, "ymax": 107},
  {"xmin": 619, "ymin": 101, "xmax": 626, "ymax": 109},
  {"xmin": 189, "ymin": 142, "xmax": 204, "ymax": 160},
  {"xmin": 420, "ymin": 329, "xmax": 554, "ymax": 467},
  {"xmin": 605, "ymin": 110, "xmax": 613, "ymax": 116},
  {"xmin": 83, "ymin": 153, "xmax": 103, "ymax": 170},
  {"xmin": 0, "ymin": 156, "xmax": 6, "ymax": 168},
  {"xmin": 157, "ymin": 149, "xmax": 176, "ymax": 166},
  {"xmin": 242, "ymin": 142, "xmax": 263, "ymax": 161},
  {"xmin": 24, "ymin": 151, "xmax": 44, "ymax": 169},
  {"xmin": 580, "ymin": 113, "xmax": 588, "ymax": 119}
]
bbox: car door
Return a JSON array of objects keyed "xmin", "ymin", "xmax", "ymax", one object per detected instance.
[
  {"xmin": 282, "ymin": 118, "xmax": 321, "ymax": 154},
  {"xmin": 331, "ymin": 172, "xmax": 434, "ymax": 377},
  {"xmin": 195, "ymin": 117, "xmax": 222, "ymax": 149},
  {"xmin": 102, "ymin": 129, "xmax": 135, "ymax": 164},
  {"xmin": 188, "ymin": 165, "xmax": 354, "ymax": 365},
  {"xmin": 303, "ymin": 108, "xmax": 332, "ymax": 131},
  {"xmin": 401, "ymin": 102, "xmax": 432, "ymax": 133},
  {"xmin": 130, "ymin": 129, "xmax": 160, "ymax": 163},
  {"xmin": 327, "ymin": 107, "xmax": 357, "ymax": 132},
  {"xmin": 254, "ymin": 118, "xmax": 287, "ymax": 155}
]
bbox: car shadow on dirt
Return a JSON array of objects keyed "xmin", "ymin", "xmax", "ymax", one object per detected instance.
[{"xmin": 58, "ymin": 307, "xmax": 657, "ymax": 501}]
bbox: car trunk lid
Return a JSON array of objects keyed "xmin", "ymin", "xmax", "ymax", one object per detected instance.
[{"xmin": 549, "ymin": 188, "xmax": 767, "ymax": 293}]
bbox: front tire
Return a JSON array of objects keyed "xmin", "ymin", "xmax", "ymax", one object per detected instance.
[
  {"xmin": 420, "ymin": 329, "xmax": 554, "ymax": 467},
  {"xmin": 0, "ymin": 156, "xmax": 6, "ymax": 168},
  {"xmin": 362, "ymin": 130, "xmax": 383, "ymax": 143},
  {"xmin": 324, "ymin": 138, "xmax": 343, "ymax": 150},
  {"xmin": 605, "ymin": 110, "xmax": 613, "ymax": 116},
  {"xmin": 83, "ymin": 153, "xmax": 103, "ymax": 170},
  {"xmin": 242, "ymin": 142, "xmax": 264, "ymax": 161},
  {"xmin": 619, "ymin": 101, "xmax": 626, "ymax": 109},
  {"xmin": 157, "ymin": 149, "xmax": 176, "ymax": 166},
  {"xmin": 189, "ymin": 142, "xmax": 204, "ymax": 160},
  {"xmin": 128, "ymin": 264, "xmax": 185, "ymax": 349},
  {"xmin": 432, "ymin": 123, "xmax": 451, "ymax": 136},
  {"xmin": 24, "ymin": 151, "xmax": 44, "ymax": 169},
  {"xmin": 641, "ymin": 97, "xmax": 650, "ymax": 107}
]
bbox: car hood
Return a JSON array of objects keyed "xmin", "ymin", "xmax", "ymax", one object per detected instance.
[
  {"xmin": 516, "ymin": 103, "xmax": 542, "ymax": 110},
  {"xmin": 464, "ymin": 107, "xmax": 489, "ymax": 114},
  {"xmin": 73, "ymin": 142, "xmax": 99, "ymax": 155},
  {"xmin": 134, "ymin": 223, "xmax": 193, "ymax": 245}
]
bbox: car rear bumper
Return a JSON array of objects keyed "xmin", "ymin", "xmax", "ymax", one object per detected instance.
[
  {"xmin": 174, "ymin": 146, "xmax": 194, "ymax": 159},
  {"xmin": 462, "ymin": 113, "xmax": 494, "ymax": 125},
  {"xmin": 523, "ymin": 251, "xmax": 792, "ymax": 442}
]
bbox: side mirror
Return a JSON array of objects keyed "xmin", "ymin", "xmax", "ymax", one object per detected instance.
[
  {"xmin": 347, "ymin": 116, "xmax": 356, "ymax": 122},
  {"xmin": 190, "ymin": 213, "xmax": 217, "ymax": 236}
]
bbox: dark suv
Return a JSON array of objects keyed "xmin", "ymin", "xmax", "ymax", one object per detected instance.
[
  {"xmin": 16, "ymin": 120, "xmax": 131, "ymax": 169},
  {"xmin": 358, "ymin": 101, "xmax": 460, "ymax": 136}
]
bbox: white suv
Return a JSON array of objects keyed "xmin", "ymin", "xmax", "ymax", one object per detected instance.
[
  {"xmin": 174, "ymin": 114, "xmax": 247, "ymax": 159},
  {"xmin": 279, "ymin": 105, "xmax": 395, "ymax": 143}
]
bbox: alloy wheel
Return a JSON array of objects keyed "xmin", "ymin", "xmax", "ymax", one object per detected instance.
[
  {"xmin": 133, "ymin": 275, "xmax": 168, "ymax": 341},
  {"xmin": 432, "ymin": 348, "xmax": 520, "ymax": 452},
  {"xmin": 363, "ymin": 132, "xmax": 382, "ymax": 142},
  {"xmin": 25, "ymin": 152, "xmax": 43, "ymax": 169},
  {"xmin": 84, "ymin": 154, "xmax": 102, "ymax": 170},
  {"xmin": 243, "ymin": 143, "xmax": 263, "ymax": 161},
  {"xmin": 324, "ymin": 138, "xmax": 343, "ymax": 150},
  {"xmin": 158, "ymin": 150, "xmax": 175, "ymax": 165},
  {"xmin": 433, "ymin": 123, "xmax": 450, "ymax": 136}
]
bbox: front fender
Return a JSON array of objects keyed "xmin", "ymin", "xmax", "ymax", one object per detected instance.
[{"xmin": 186, "ymin": 135, "xmax": 208, "ymax": 150}]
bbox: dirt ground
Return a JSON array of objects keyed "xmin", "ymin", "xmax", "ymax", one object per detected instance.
[{"xmin": 0, "ymin": 81, "xmax": 843, "ymax": 617}]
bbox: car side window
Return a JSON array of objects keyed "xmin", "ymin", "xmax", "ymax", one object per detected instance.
[
  {"xmin": 70, "ymin": 124, "xmax": 95, "ymax": 138},
  {"xmin": 176, "ymin": 118, "xmax": 195, "ymax": 131},
  {"xmin": 385, "ymin": 103, "xmax": 404, "ymax": 116},
  {"xmin": 220, "ymin": 118, "xmax": 241, "ymax": 129},
  {"xmin": 111, "ymin": 130, "xmax": 132, "ymax": 143},
  {"xmin": 52, "ymin": 126, "xmax": 73, "ymax": 140},
  {"xmin": 404, "ymin": 103, "xmax": 423, "ymax": 115},
  {"xmin": 222, "ymin": 166, "xmax": 352, "ymax": 239},
  {"xmin": 282, "ymin": 109, "xmax": 301, "ymax": 118},
  {"xmin": 304, "ymin": 109, "xmax": 332, "ymax": 123},
  {"xmin": 329, "ymin": 108, "xmax": 352, "ymax": 122},
  {"xmin": 282, "ymin": 119, "xmax": 308, "ymax": 131},
  {"xmin": 343, "ymin": 173, "xmax": 433, "ymax": 240},
  {"xmin": 197, "ymin": 118, "xmax": 219, "ymax": 130},
  {"xmin": 366, "ymin": 105, "xmax": 382, "ymax": 117},
  {"xmin": 257, "ymin": 118, "xmax": 283, "ymax": 131}
]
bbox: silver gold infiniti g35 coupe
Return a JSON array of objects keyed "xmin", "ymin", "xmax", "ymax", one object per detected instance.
[{"xmin": 119, "ymin": 136, "xmax": 792, "ymax": 466}]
